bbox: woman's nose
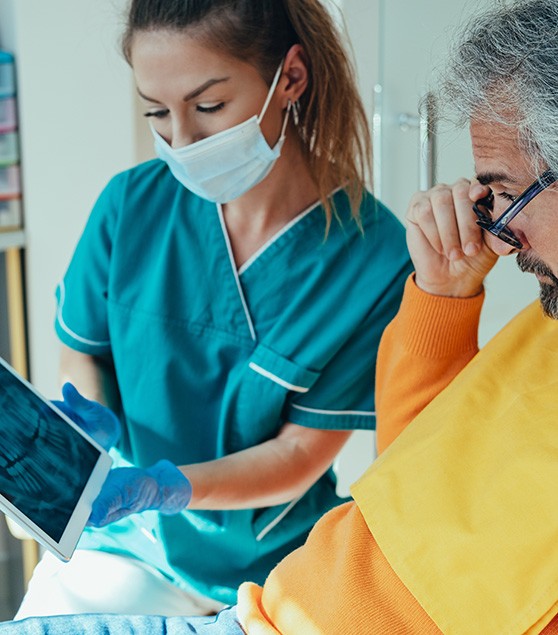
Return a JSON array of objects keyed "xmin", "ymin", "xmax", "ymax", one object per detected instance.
[
  {"xmin": 170, "ymin": 122, "xmax": 195, "ymax": 149},
  {"xmin": 171, "ymin": 134, "xmax": 192, "ymax": 149}
]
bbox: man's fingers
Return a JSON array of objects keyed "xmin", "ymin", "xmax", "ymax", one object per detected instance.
[
  {"xmin": 407, "ymin": 191, "xmax": 445, "ymax": 255},
  {"xmin": 428, "ymin": 184, "xmax": 464, "ymax": 260},
  {"xmin": 452, "ymin": 179, "xmax": 484, "ymax": 256},
  {"xmin": 408, "ymin": 179, "xmax": 486, "ymax": 262},
  {"xmin": 469, "ymin": 178, "xmax": 490, "ymax": 202}
]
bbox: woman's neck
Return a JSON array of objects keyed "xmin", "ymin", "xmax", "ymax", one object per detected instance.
[{"xmin": 221, "ymin": 130, "xmax": 321, "ymax": 268}]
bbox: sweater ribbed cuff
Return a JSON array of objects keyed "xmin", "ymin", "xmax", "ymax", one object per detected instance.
[{"xmin": 395, "ymin": 274, "xmax": 484, "ymax": 358}]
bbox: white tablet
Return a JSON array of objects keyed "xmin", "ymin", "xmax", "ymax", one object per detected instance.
[{"xmin": 0, "ymin": 357, "xmax": 112, "ymax": 562}]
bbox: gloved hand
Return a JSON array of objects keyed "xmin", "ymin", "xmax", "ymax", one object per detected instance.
[
  {"xmin": 53, "ymin": 382, "xmax": 121, "ymax": 451},
  {"xmin": 88, "ymin": 459, "xmax": 192, "ymax": 528}
]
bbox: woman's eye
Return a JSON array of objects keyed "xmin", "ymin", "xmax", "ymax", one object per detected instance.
[
  {"xmin": 143, "ymin": 109, "xmax": 169, "ymax": 119},
  {"xmin": 196, "ymin": 102, "xmax": 225, "ymax": 114}
]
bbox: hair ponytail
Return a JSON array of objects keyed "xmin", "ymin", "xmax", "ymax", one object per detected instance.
[{"xmin": 281, "ymin": 0, "xmax": 371, "ymax": 229}]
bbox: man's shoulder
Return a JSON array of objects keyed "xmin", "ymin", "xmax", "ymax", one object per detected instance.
[{"xmin": 498, "ymin": 300, "xmax": 551, "ymax": 338}]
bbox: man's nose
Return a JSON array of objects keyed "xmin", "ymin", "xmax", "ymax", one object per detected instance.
[{"xmin": 483, "ymin": 230, "xmax": 521, "ymax": 256}]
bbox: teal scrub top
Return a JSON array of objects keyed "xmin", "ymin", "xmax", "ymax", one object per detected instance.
[{"xmin": 55, "ymin": 159, "xmax": 413, "ymax": 604}]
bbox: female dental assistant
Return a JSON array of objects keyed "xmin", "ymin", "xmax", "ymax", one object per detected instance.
[{"xmin": 16, "ymin": 0, "xmax": 412, "ymax": 618}]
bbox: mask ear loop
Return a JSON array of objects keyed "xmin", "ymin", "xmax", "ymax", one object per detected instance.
[
  {"xmin": 278, "ymin": 100, "xmax": 292, "ymax": 141},
  {"xmin": 257, "ymin": 61, "xmax": 285, "ymax": 124}
]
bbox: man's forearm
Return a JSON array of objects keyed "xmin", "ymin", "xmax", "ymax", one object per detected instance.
[{"xmin": 375, "ymin": 275, "xmax": 483, "ymax": 454}]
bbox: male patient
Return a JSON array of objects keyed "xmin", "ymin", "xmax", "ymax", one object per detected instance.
[{"xmin": 3, "ymin": 0, "xmax": 558, "ymax": 632}]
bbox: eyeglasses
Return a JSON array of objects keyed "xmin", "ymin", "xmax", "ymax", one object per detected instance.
[{"xmin": 472, "ymin": 169, "xmax": 557, "ymax": 249}]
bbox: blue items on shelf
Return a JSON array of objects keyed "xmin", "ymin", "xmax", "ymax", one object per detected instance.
[
  {"xmin": 0, "ymin": 50, "xmax": 21, "ymax": 229},
  {"xmin": 0, "ymin": 98, "xmax": 16, "ymax": 134},
  {"xmin": 0, "ymin": 51, "xmax": 15, "ymax": 99}
]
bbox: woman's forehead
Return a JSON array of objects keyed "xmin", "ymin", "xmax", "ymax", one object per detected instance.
[{"xmin": 130, "ymin": 30, "xmax": 263, "ymax": 91}]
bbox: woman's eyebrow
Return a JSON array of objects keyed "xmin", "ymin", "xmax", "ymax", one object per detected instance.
[
  {"xmin": 136, "ymin": 77, "xmax": 230, "ymax": 104},
  {"xmin": 183, "ymin": 77, "xmax": 230, "ymax": 101}
]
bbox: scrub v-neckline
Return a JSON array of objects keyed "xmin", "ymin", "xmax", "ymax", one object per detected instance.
[
  {"xmin": 235, "ymin": 198, "xmax": 324, "ymax": 276},
  {"xmin": 213, "ymin": 190, "xmax": 338, "ymax": 344},
  {"xmin": 216, "ymin": 203, "xmax": 257, "ymax": 342}
]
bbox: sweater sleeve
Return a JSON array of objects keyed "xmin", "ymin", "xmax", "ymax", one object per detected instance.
[
  {"xmin": 236, "ymin": 502, "xmax": 442, "ymax": 635},
  {"xmin": 375, "ymin": 274, "xmax": 484, "ymax": 454},
  {"xmin": 233, "ymin": 278, "xmax": 487, "ymax": 635}
]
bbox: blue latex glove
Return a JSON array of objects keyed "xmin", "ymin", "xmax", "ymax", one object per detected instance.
[
  {"xmin": 88, "ymin": 459, "xmax": 192, "ymax": 527},
  {"xmin": 53, "ymin": 382, "xmax": 121, "ymax": 451}
]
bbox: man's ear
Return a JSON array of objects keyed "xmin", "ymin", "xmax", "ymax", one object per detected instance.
[{"xmin": 278, "ymin": 44, "xmax": 309, "ymax": 107}]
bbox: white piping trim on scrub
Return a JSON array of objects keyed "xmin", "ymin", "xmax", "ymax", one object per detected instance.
[
  {"xmin": 291, "ymin": 403, "xmax": 376, "ymax": 417},
  {"xmin": 238, "ymin": 201, "xmax": 320, "ymax": 276},
  {"xmin": 249, "ymin": 362, "xmax": 309, "ymax": 393},
  {"xmin": 217, "ymin": 204, "xmax": 257, "ymax": 342},
  {"xmin": 238, "ymin": 186, "xmax": 344, "ymax": 276},
  {"xmin": 255, "ymin": 495, "xmax": 303, "ymax": 542},
  {"xmin": 56, "ymin": 280, "xmax": 110, "ymax": 347}
]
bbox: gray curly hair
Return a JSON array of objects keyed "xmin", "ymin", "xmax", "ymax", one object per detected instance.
[{"xmin": 442, "ymin": 0, "xmax": 558, "ymax": 176}]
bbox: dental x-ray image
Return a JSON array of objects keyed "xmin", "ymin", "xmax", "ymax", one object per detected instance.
[{"xmin": 0, "ymin": 364, "xmax": 100, "ymax": 542}]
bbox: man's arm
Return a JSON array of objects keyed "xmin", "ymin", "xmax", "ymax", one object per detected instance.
[
  {"xmin": 375, "ymin": 275, "xmax": 484, "ymax": 453},
  {"xmin": 376, "ymin": 180, "xmax": 498, "ymax": 454}
]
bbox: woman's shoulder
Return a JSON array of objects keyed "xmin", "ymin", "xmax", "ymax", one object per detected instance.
[
  {"xmin": 105, "ymin": 158, "xmax": 174, "ymax": 195},
  {"xmin": 98, "ymin": 159, "xmax": 212, "ymax": 216},
  {"xmin": 359, "ymin": 190, "xmax": 404, "ymax": 229},
  {"xmin": 88, "ymin": 160, "xmax": 213, "ymax": 231},
  {"xmin": 332, "ymin": 188, "xmax": 408, "ymax": 247}
]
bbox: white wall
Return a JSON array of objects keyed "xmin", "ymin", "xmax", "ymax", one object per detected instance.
[
  {"xmin": 340, "ymin": 0, "xmax": 539, "ymax": 347},
  {"xmin": 335, "ymin": 0, "xmax": 540, "ymax": 492},
  {"xmin": 0, "ymin": 0, "xmax": 137, "ymax": 397}
]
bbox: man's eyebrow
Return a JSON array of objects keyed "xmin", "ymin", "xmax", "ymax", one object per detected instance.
[
  {"xmin": 136, "ymin": 77, "xmax": 230, "ymax": 104},
  {"xmin": 476, "ymin": 172, "xmax": 519, "ymax": 186}
]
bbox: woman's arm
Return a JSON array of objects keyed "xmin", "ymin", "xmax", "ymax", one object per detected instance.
[
  {"xmin": 182, "ymin": 424, "xmax": 352, "ymax": 510},
  {"xmin": 84, "ymin": 421, "xmax": 351, "ymax": 524},
  {"xmin": 59, "ymin": 345, "xmax": 118, "ymax": 409},
  {"xmin": 59, "ymin": 345, "xmax": 103, "ymax": 401},
  {"xmin": 59, "ymin": 351, "xmax": 351, "ymax": 511}
]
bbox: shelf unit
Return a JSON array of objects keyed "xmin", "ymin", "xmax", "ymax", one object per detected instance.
[
  {"xmin": 0, "ymin": 51, "xmax": 26, "ymax": 377},
  {"xmin": 0, "ymin": 49, "xmax": 34, "ymax": 616}
]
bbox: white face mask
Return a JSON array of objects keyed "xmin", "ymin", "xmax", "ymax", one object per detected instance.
[{"xmin": 152, "ymin": 62, "xmax": 291, "ymax": 203}]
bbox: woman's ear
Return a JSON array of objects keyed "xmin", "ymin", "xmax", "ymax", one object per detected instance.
[{"xmin": 278, "ymin": 44, "xmax": 309, "ymax": 107}]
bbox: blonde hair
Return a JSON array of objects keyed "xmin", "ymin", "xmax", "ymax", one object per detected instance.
[{"xmin": 123, "ymin": 0, "xmax": 372, "ymax": 228}]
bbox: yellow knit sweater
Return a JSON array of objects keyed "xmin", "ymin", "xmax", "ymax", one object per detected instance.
[{"xmin": 237, "ymin": 277, "xmax": 558, "ymax": 634}]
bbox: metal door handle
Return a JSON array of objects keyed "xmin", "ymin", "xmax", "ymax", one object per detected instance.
[
  {"xmin": 397, "ymin": 92, "xmax": 437, "ymax": 191},
  {"xmin": 419, "ymin": 92, "xmax": 437, "ymax": 190},
  {"xmin": 372, "ymin": 83, "xmax": 383, "ymax": 199}
]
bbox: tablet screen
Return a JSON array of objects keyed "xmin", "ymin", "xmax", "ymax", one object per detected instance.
[{"xmin": 0, "ymin": 364, "xmax": 101, "ymax": 542}]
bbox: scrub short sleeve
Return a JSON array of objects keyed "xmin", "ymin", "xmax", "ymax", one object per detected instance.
[
  {"xmin": 285, "ymin": 263, "xmax": 410, "ymax": 431},
  {"xmin": 55, "ymin": 175, "xmax": 123, "ymax": 355}
]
